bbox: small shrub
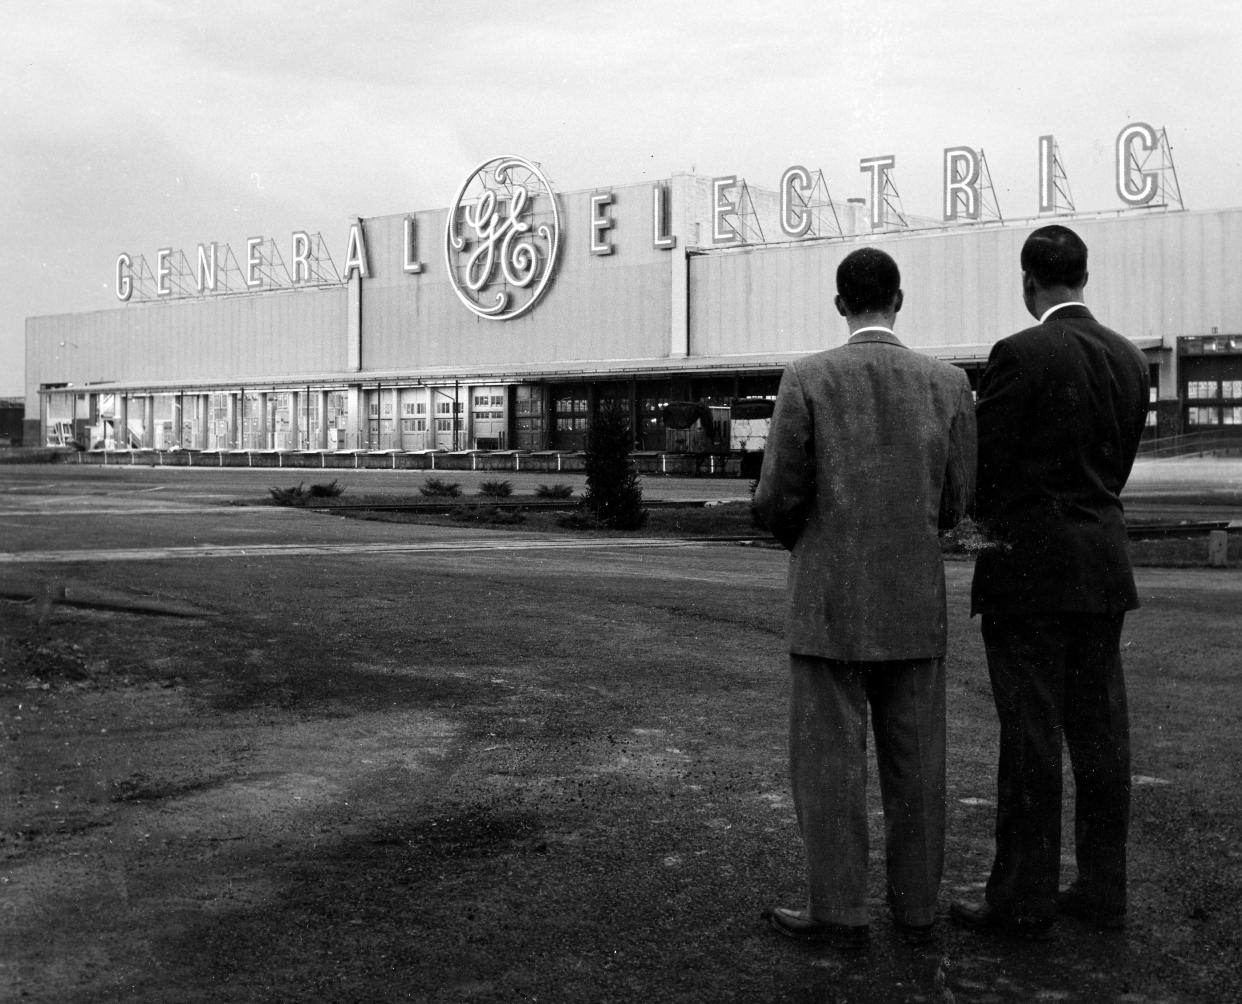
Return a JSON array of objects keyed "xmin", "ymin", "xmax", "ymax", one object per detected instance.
[
  {"xmin": 307, "ymin": 480, "xmax": 344, "ymax": 498},
  {"xmin": 420, "ymin": 478, "xmax": 462, "ymax": 498},
  {"xmin": 557, "ymin": 510, "xmax": 600, "ymax": 531},
  {"xmin": 452, "ymin": 504, "xmax": 525, "ymax": 525},
  {"xmin": 748, "ymin": 478, "xmax": 766, "ymax": 528},
  {"xmin": 535, "ymin": 483, "xmax": 575, "ymax": 500},
  {"xmin": 478, "ymin": 479, "xmax": 513, "ymax": 499},
  {"xmin": 269, "ymin": 483, "xmax": 309, "ymax": 506}
]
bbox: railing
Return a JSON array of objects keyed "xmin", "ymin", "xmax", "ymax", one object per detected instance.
[
  {"xmin": 48, "ymin": 447, "xmax": 763, "ymax": 477},
  {"xmin": 1136, "ymin": 430, "xmax": 1242, "ymax": 458}
]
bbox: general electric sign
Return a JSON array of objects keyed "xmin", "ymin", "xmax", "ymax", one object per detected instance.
[
  {"xmin": 444, "ymin": 156, "xmax": 561, "ymax": 321},
  {"xmin": 115, "ymin": 124, "xmax": 1182, "ymax": 316}
]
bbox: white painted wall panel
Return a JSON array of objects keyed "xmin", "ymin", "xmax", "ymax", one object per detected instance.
[
  {"xmin": 24, "ymin": 202, "xmax": 1242, "ymax": 417},
  {"xmin": 360, "ymin": 182, "xmax": 676, "ymax": 374},
  {"xmin": 690, "ymin": 208, "xmax": 1242, "ymax": 363},
  {"xmin": 25, "ymin": 286, "xmax": 348, "ymax": 410}
]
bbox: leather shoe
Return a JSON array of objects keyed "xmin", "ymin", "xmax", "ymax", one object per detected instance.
[
  {"xmin": 1056, "ymin": 884, "xmax": 1126, "ymax": 930},
  {"xmin": 763, "ymin": 907, "xmax": 870, "ymax": 949},
  {"xmin": 949, "ymin": 900, "xmax": 1053, "ymax": 941}
]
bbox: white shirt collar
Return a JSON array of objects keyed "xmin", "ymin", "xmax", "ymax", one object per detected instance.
[
  {"xmin": 849, "ymin": 325, "xmax": 895, "ymax": 337},
  {"xmin": 1039, "ymin": 301, "xmax": 1087, "ymax": 323}
]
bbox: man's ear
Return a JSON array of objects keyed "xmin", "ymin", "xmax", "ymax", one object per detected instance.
[
  {"xmin": 892, "ymin": 290, "xmax": 904, "ymax": 315},
  {"xmin": 834, "ymin": 295, "xmax": 847, "ymax": 318},
  {"xmin": 1021, "ymin": 271, "xmax": 1037, "ymax": 298},
  {"xmin": 1081, "ymin": 271, "xmax": 1089, "ymax": 291}
]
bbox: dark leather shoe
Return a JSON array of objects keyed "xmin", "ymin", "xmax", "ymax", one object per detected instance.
[
  {"xmin": 1056, "ymin": 885, "xmax": 1126, "ymax": 930},
  {"xmin": 949, "ymin": 900, "xmax": 1053, "ymax": 941},
  {"xmin": 763, "ymin": 907, "xmax": 870, "ymax": 949}
]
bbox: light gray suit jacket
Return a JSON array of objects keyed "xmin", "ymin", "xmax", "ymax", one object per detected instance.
[{"xmin": 754, "ymin": 329, "xmax": 976, "ymax": 662}]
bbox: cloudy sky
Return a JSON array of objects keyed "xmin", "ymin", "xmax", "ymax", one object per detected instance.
[{"xmin": 3, "ymin": 0, "xmax": 1241, "ymax": 398}]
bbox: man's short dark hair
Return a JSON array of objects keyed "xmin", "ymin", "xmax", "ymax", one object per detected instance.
[
  {"xmin": 1021, "ymin": 225, "xmax": 1088, "ymax": 289},
  {"xmin": 836, "ymin": 247, "xmax": 900, "ymax": 314}
]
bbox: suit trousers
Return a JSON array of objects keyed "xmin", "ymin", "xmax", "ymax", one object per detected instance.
[
  {"xmin": 981, "ymin": 613, "xmax": 1131, "ymax": 921},
  {"xmin": 788, "ymin": 654, "xmax": 946, "ymax": 927}
]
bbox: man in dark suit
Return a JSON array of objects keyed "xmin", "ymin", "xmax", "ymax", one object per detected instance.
[
  {"xmin": 951, "ymin": 225, "xmax": 1150, "ymax": 940},
  {"xmin": 755, "ymin": 247, "xmax": 976, "ymax": 949}
]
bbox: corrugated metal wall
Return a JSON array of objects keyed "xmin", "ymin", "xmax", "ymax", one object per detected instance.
[
  {"xmin": 360, "ymin": 180, "xmax": 675, "ymax": 373},
  {"xmin": 690, "ymin": 208, "xmax": 1242, "ymax": 360},
  {"xmin": 24, "ymin": 286, "xmax": 348, "ymax": 411},
  {"xmin": 24, "ymin": 202, "xmax": 1242, "ymax": 416}
]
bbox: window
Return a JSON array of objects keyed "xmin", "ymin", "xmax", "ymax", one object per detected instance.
[
  {"xmin": 327, "ymin": 392, "xmax": 347, "ymax": 429},
  {"xmin": 1222, "ymin": 380, "xmax": 1242, "ymax": 399},
  {"xmin": 1187, "ymin": 381, "xmax": 1218, "ymax": 400},
  {"xmin": 435, "ymin": 419, "xmax": 452, "ymax": 432},
  {"xmin": 1188, "ymin": 407, "xmax": 1219, "ymax": 426},
  {"xmin": 1223, "ymin": 407, "xmax": 1242, "ymax": 425}
]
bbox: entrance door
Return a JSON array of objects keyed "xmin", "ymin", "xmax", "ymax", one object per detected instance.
[
  {"xmin": 471, "ymin": 386, "xmax": 506, "ymax": 449},
  {"xmin": 400, "ymin": 394, "xmax": 429, "ymax": 451},
  {"xmin": 551, "ymin": 385, "xmax": 589, "ymax": 451},
  {"xmin": 432, "ymin": 389, "xmax": 462, "ymax": 450}
]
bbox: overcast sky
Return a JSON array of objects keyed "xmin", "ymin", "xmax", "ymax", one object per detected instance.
[{"xmin": 4, "ymin": 0, "xmax": 1241, "ymax": 398}]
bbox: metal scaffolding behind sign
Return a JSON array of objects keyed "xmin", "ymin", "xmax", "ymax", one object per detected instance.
[{"xmin": 119, "ymin": 235, "xmax": 343, "ymax": 302}]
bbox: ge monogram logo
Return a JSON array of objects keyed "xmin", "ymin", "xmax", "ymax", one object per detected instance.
[{"xmin": 444, "ymin": 156, "xmax": 561, "ymax": 321}]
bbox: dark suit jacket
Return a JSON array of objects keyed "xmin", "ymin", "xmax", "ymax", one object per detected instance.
[
  {"xmin": 970, "ymin": 305, "xmax": 1150, "ymax": 616},
  {"xmin": 754, "ymin": 330, "xmax": 976, "ymax": 661}
]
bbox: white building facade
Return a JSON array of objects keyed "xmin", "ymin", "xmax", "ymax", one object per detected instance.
[{"xmin": 24, "ymin": 147, "xmax": 1242, "ymax": 464}]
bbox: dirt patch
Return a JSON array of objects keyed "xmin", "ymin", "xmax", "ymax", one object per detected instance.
[{"xmin": 3, "ymin": 550, "xmax": 1240, "ymax": 1002}]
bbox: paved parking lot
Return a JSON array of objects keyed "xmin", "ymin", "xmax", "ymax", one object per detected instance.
[{"xmin": 2, "ymin": 457, "xmax": 1240, "ymax": 1002}]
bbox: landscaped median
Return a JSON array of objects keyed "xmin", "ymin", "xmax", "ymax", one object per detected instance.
[{"xmin": 260, "ymin": 480, "xmax": 1242, "ymax": 566}]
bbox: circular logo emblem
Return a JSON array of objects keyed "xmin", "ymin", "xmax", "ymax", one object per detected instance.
[{"xmin": 444, "ymin": 156, "xmax": 561, "ymax": 321}]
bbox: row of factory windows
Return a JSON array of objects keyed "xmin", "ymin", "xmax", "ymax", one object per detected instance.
[
  {"xmin": 41, "ymin": 349, "xmax": 1242, "ymax": 452},
  {"xmin": 41, "ymin": 375, "xmax": 785, "ymax": 453},
  {"xmin": 1180, "ymin": 355, "xmax": 1242, "ymax": 429}
]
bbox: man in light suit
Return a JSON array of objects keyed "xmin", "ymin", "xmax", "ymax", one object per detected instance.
[
  {"xmin": 951, "ymin": 225, "xmax": 1150, "ymax": 940},
  {"xmin": 754, "ymin": 247, "xmax": 976, "ymax": 949}
]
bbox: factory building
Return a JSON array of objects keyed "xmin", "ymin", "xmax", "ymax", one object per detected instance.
[{"xmin": 24, "ymin": 140, "xmax": 1242, "ymax": 468}]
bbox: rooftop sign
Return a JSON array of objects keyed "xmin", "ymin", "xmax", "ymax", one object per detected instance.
[
  {"xmin": 113, "ymin": 123, "xmax": 1182, "ymax": 311},
  {"xmin": 443, "ymin": 156, "xmax": 561, "ymax": 321}
]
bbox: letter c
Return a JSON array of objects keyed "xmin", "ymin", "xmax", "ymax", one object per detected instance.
[{"xmin": 1117, "ymin": 122, "xmax": 1158, "ymax": 206}]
